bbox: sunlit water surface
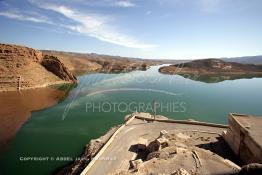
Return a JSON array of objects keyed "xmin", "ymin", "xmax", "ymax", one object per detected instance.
[{"xmin": 1, "ymin": 65, "xmax": 262, "ymax": 175}]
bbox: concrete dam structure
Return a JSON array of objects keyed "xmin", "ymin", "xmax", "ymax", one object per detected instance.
[{"xmin": 223, "ymin": 113, "xmax": 262, "ymax": 164}]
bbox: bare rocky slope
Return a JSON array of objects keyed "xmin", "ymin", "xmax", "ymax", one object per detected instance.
[
  {"xmin": 159, "ymin": 59, "xmax": 262, "ymax": 83},
  {"xmin": 42, "ymin": 50, "xmax": 102, "ymax": 73},
  {"xmin": 42, "ymin": 50, "xmax": 151, "ymax": 74},
  {"xmin": 159, "ymin": 59, "xmax": 262, "ymax": 75},
  {"xmin": 0, "ymin": 43, "xmax": 163, "ymax": 91},
  {"xmin": 0, "ymin": 44, "xmax": 77, "ymax": 91}
]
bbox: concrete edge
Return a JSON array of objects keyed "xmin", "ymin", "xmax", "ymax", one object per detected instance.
[
  {"xmin": 229, "ymin": 113, "xmax": 262, "ymax": 159},
  {"xmin": 135, "ymin": 116, "xmax": 228, "ymax": 128},
  {"xmin": 80, "ymin": 115, "xmax": 136, "ymax": 175}
]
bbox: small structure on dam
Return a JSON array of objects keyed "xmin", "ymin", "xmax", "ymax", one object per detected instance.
[{"xmin": 223, "ymin": 113, "xmax": 262, "ymax": 164}]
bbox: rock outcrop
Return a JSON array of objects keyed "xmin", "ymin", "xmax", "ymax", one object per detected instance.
[
  {"xmin": 239, "ymin": 163, "xmax": 262, "ymax": 175},
  {"xmin": 0, "ymin": 44, "xmax": 77, "ymax": 91},
  {"xmin": 42, "ymin": 50, "xmax": 102, "ymax": 73},
  {"xmin": 42, "ymin": 50, "xmax": 150, "ymax": 74},
  {"xmin": 111, "ymin": 130, "xmax": 240, "ymax": 175},
  {"xmin": 41, "ymin": 55, "xmax": 77, "ymax": 82}
]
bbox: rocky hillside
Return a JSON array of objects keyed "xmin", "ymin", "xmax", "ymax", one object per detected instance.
[
  {"xmin": 0, "ymin": 44, "xmax": 77, "ymax": 91},
  {"xmin": 42, "ymin": 51, "xmax": 102, "ymax": 73},
  {"xmin": 42, "ymin": 50, "xmax": 151, "ymax": 74},
  {"xmin": 159, "ymin": 59, "xmax": 262, "ymax": 75},
  {"xmin": 41, "ymin": 55, "xmax": 77, "ymax": 81}
]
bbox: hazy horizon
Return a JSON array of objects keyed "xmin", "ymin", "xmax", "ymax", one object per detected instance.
[{"xmin": 1, "ymin": 41, "xmax": 262, "ymax": 60}]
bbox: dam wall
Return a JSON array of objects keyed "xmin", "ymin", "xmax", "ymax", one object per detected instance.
[{"xmin": 223, "ymin": 113, "xmax": 262, "ymax": 164}]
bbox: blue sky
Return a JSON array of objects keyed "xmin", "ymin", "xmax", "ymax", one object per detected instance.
[{"xmin": 0, "ymin": 0, "xmax": 262, "ymax": 59}]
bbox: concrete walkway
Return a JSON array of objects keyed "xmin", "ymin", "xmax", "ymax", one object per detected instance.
[{"xmin": 84, "ymin": 117, "xmax": 227, "ymax": 175}]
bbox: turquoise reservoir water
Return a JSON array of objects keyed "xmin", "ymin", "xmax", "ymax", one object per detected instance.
[{"xmin": 1, "ymin": 65, "xmax": 262, "ymax": 175}]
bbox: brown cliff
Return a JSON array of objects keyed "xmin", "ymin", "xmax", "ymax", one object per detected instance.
[
  {"xmin": 42, "ymin": 50, "xmax": 150, "ymax": 74},
  {"xmin": 41, "ymin": 55, "xmax": 77, "ymax": 82},
  {"xmin": 0, "ymin": 44, "xmax": 77, "ymax": 91}
]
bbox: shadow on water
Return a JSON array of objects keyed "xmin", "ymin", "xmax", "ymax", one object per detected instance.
[{"xmin": 51, "ymin": 83, "xmax": 78, "ymax": 102}]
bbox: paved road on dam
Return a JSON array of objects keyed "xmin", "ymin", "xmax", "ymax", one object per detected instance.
[{"xmin": 85, "ymin": 117, "xmax": 226, "ymax": 175}]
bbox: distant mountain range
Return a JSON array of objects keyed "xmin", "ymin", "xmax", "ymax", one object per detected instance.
[
  {"xmin": 222, "ymin": 55, "xmax": 262, "ymax": 65},
  {"xmin": 146, "ymin": 55, "xmax": 262, "ymax": 65}
]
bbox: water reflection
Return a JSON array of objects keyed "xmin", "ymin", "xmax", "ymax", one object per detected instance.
[{"xmin": 177, "ymin": 73, "xmax": 262, "ymax": 83}]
